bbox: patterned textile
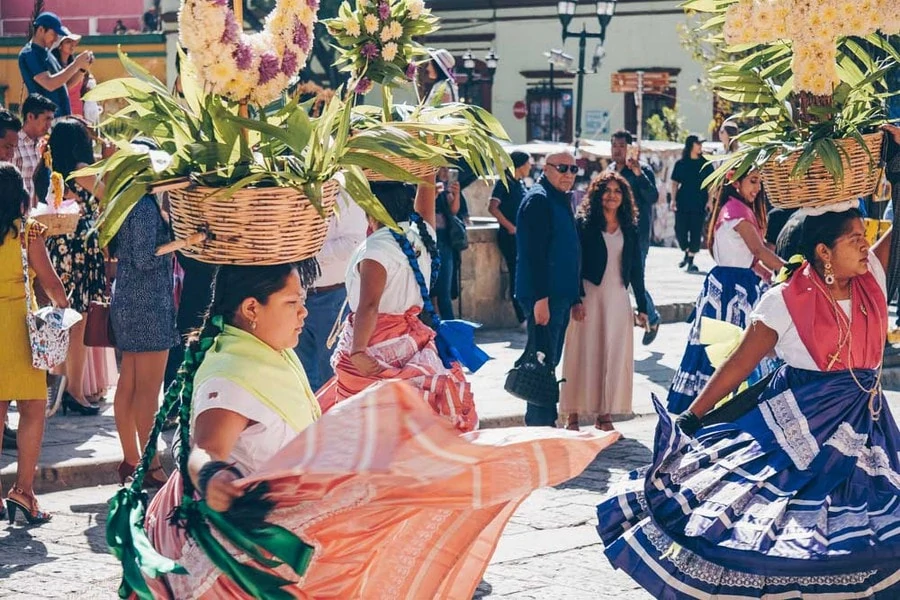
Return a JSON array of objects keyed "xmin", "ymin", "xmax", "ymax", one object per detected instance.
[
  {"xmin": 143, "ymin": 381, "xmax": 620, "ymax": 599},
  {"xmin": 318, "ymin": 307, "xmax": 478, "ymax": 433},
  {"xmin": 667, "ymin": 266, "xmax": 776, "ymax": 414},
  {"xmin": 45, "ymin": 188, "xmax": 106, "ymax": 313},
  {"xmin": 597, "ymin": 368, "xmax": 900, "ymax": 599},
  {"xmin": 13, "ymin": 130, "xmax": 40, "ymax": 202}
]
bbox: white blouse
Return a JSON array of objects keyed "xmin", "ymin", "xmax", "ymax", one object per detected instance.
[
  {"xmin": 712, "ymin": 218, "xmax": 755, "ymax": 268},
  {"xmin": 750, "ymin": 252, "xmax": 887, "ymax": 371},
  {"xmin": 193, "ymin": 378, "xmax": 298, "ymax": 474},
  {"xmin": 346, "ymin": 221, "xmax": 435, "ymax": 315}
]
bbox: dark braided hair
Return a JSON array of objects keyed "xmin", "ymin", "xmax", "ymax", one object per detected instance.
[{"xmin": 131, "ymin": 263, "xmax": 308, "ymax": 496}]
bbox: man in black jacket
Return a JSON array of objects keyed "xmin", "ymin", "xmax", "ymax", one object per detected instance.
[
  {"xmin": 516, "ymin": 152, "xmax": 582, "ymax": 427},
  {"xmin": 609, "ymin": 130, "xmax": 661, "ymax": 345}
]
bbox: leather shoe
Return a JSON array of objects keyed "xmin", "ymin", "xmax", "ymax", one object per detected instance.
[{"xmin": 641, "ymin": 322, "xmax": 659, "ymax": 346}]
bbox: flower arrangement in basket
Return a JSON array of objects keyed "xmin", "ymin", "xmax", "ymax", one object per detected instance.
[
  {"xmin": 30, "ymin": 150, "xmax": 80, "ymax": 236},
  {"xmin": 325, "ymin": 0, "xmax": 513, "ymax": 182},
  {"xmin": 684, "ymin": 0, "xmax": 900, "ymax": 209}
]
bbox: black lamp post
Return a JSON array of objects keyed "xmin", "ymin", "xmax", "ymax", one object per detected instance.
[
  {"xmin": 461, "ymin": 49, "xmax": 499, "ymax": 106},
  {"xmin": 543, "ymin": 49, "xmax": 573, "ymax": 142},
  {"xmin": 557, "ymin": 0, "xmax": 617, "ymax": 145}
]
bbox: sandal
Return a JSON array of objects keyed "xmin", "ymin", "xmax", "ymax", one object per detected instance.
[
  {"xmin": 6, "ymin": 486, "xmax": 51, "ymax": 525},
  {"xmin": 594, "ymin": 415, "xmax": 615, "ymax": 432},
  {"xmin": 117, "ymin": 461, "xmax": 136, "ymax": 485},
  {"xmin": 143, "ymin": 466, "xmax": 169, "ymax": 491},
  {"xmin": 565, "ymin": 413, "xmax": 580, "ymax": 431}
]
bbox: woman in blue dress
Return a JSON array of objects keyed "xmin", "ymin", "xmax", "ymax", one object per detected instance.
[
  {"xmin": 667, "ymin": 170, "xmax": 785, "ymax": 414},
  {"xmin": 597, "ymin": 203, "xmax": 900, "ymax": 598}
]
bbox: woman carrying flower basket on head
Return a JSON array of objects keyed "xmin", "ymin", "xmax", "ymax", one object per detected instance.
[
  {"xmin": 317, "ymin": 177, "xmax": 478, "ymax": 432},
  {"xmin": 596, "ymin": 204, "xmax": 900, "ymax": 599},
  {"xmin": 666, "ymin": 169, "xmax": 785, "ymax": 415},
  {"xmin": 117, "ymin": 263, "xmax": 620, "ymax": 600}
]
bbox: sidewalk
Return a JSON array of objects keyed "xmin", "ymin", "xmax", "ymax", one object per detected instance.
[{"xmin": 2, "ymin": 247, "xmax": 712, "ymax": 493}]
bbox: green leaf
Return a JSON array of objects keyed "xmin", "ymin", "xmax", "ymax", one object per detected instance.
[
  {"xmin": 94, "ymin": 183, "xmax": 149, "ymax": 246},
  {"xmin": 342, "ymin": 166, "xmax": 398, "ymax": 230}
]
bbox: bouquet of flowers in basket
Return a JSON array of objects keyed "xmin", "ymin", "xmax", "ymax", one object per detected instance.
[
  {"xmin": 684, "ymin": 0, "xmax": 900, "ymax": 208},
  {"xmin": 326, "ymin": 0, "xmax": 438, "ymax": 97}
]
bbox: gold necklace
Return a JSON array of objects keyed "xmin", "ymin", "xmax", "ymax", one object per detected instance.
[{"xmin": 811, "ymin": 277, "xmax": 851, "ymax": 370}]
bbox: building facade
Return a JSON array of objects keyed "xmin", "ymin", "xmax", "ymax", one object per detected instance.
[{"xmin": 426, "ymin": 0, "xmax": 712, "ymax": 144}]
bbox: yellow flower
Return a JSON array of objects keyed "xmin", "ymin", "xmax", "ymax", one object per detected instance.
[
  {"xmin": 343, "ymin": 16, "xmax": 361, "ymax": 37},
  {"xmin": 298, "ymin": 3, "xmax": 315, "ymax": 27},
  {"xmin": 208, "ymin": 59, "xmax": 237, "ymax": 86},
  {"xmin": 364, "ymin": 14, "xmax": 379, "ymax": 34},
  {"xmin": 408, "ymin": 0, "xmax": 424, "ymax": 19},
  {"xmin": 358, "ymin": 0, "xmax": 370, "ymax": 7},
  {"xmin": 380, "ymin": 25, "xmax": 393, "ymax": 42},
  {"xmin": 382, "ymin": 42, "xmax": 398, "ymax": 62},
  {"xmin": 389, "ymin": 20, "xmax": 403, "ymax": 39}
]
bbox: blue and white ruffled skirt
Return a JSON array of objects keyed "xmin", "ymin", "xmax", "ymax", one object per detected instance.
[{"xmin": 598, "ymin": 366, "xmax": 900, "ymax": 599}]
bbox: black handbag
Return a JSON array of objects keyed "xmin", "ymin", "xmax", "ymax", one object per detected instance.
[
  {"xmin": 700, "ymin": 371, "xmax": 776, "ymax": 427},
  {"xmin": 504, "ymin": 326, "xmax": 560, "ymax": 407},
  {"xmin": 447, "ymin": 214, "xmax": 469, "ymax": 251}
]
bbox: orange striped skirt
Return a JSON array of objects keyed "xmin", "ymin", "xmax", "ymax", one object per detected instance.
[{"xmin": 317, "ymin": 308, "xmax": 478, "ymax": 433}]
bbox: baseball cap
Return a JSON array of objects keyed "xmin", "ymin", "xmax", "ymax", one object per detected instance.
[
  {"xmin": 34, "ymin": 12, "xmax": 72, "ymax": 37},
  {"xmin": 685, "ymin": 134, "xmax": 706, "ymax": 146}
]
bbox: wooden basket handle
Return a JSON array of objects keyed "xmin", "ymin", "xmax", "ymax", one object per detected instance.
[{"xmin": 155, "ymin": 231, "xmax": 208, "ymax": 256}]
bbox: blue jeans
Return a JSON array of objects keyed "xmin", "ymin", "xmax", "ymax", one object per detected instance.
[
  {"xmin": 434, "ymin": 231, "xmax": 455, "ymax": 319},
  {"xmin": 294, "ymin": 286, "xmax": 347, "ymax": 392},
  {"xmin": 638, "ymin": 238, "xmax": 660, "ymax": 326},
  {"xmin": 521, "ymin": 298, "xmax": 572, "ymax": 427}
]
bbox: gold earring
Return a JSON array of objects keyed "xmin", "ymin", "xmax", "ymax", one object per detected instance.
[{"xmin": 824, "ymin": 262, "xmax": 835, "ymax": 286}]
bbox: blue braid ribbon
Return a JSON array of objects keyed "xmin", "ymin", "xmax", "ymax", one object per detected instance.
[{"xmin": 390, "ymin": 214, "xmax": 490, "ymax": 373}]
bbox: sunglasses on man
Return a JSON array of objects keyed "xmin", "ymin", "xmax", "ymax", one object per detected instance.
[{"xmin": 546, "ymin": 163, "xmax": 578, "ymax": 174}]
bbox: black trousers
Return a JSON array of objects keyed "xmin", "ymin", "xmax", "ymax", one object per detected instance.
[
  {"xmin": 498, "ymin": 234, "xmax": 526, "ymax": 323},
  {"xmin": 675, "ymin": 210, "xmax": 705, "ymax": 254}
]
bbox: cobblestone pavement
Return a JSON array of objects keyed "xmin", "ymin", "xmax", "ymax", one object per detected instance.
[{"xmin": 0, "ymin": 416, "xmax": 658, "ymax": 600}]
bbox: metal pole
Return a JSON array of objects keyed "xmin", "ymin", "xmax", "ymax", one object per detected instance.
[
  {"xmin": 635, "ymin": 70, "xmax": 644, "ymax": 145},
  {"xmin": 549, "ymin": 62, "xmax": 555, "ymax": 142},
  {"xmin": 574, "ymin": 26, "xmax": 587, "ymax": 147}
]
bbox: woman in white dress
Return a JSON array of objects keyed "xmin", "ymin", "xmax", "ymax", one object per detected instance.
[{"xmin": 561, "ymin": 171, "xmax": 649, "ymax": 431}]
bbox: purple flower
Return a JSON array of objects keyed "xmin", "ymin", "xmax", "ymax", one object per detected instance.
[
  {"xmin": 355, "ymin": 77, "xmax": 373, "ymax": 95},
  {"xmin": 378, "ymin": 1, "xmax": 390, "ymax": 20},
  {"xmin": 306, "ymin": 0, "xmax": 320, "ymax": 8},
  {"xmin": 233, "ymin": 41, "xmax": 253, "ymax": 70},
  {"xmin": 281, "ymin": 49, "xmax": 298, "ymax": 75},
  {"xmin": 293, "ymin": 20, "xmax": 311, "ymax": 53},
  {"xmin": 211, "ymin": 0, "xmax": 227, "ymax": 6},
  {"xmin": 221, "ymin": 10, "xmax": 239, "ymax": 45},
  {"xmin": 361, "ymin": 41, "xmax": 379, "ymax": 59},
  {"xmin": 258, "ymin": 52, "xmax": 280, "ymax": 84},
  {"xmin": 405, "ymin": 62, "xmax": 417, "ymax": 80}
]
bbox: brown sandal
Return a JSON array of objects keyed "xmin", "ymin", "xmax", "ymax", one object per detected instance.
[
  {"xmin": 594, "ymin": 415, "xmax": 615, "ymax": 432},
  {"xmin": 565, "ymin": 413, "xmax": 580, "ymax": 431}
]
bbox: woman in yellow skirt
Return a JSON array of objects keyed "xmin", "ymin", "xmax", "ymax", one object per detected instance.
[{"xmin": 0, "ymin": 163, "xmax": 69, "ymax": 525}]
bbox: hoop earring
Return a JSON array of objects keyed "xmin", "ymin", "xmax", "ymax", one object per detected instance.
[{"xmin": 824, "ymin": 262, "xmax": 835, "ymax": 286}]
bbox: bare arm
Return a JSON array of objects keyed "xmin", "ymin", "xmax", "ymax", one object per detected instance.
[
  {"xmin": 188, "ymin": 407, "xmax": 250, "ymax": 511},
  {"xmin": 688, "ymin": 321, "xmax": 778, "ymax": 418},
  {"xmin": 489, "ymin": 198, "xmax": 516, "ymax": 234},
  {"xmin": 415, "ymin": 172, "xmax": 437, "ymax": 229},
  {"xmin": 66, "ymin": 69, "xmax": 86, "ymax": 90},
  {"xmin": 28, "ymin": 233, "xmax": 69, "ymax": 308},
  {"xmin": 735, "ymin": 220, "xmax": 785, "ymax": 272},
  {"xmin": 670, "ymin": 180, "xmax": 680, "ymax": 210},
  {"xmin": 32, "ymin": 55, "xmax": 88, "ymax": 92},
  {"xmin": 350, "ymin": 259, "xmax": 387, "ymax": 353}
]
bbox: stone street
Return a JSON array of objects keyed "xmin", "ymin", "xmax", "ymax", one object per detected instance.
[{"xmin": 3, "ymin": 247, "xmax": 900, "ymax": 599}]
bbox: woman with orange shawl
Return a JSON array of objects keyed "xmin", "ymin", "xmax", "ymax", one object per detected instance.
[
  {"xmin": 317, "ymin": 178, "xmax": 481, "ymax": 432},
  {"xmin": 106, "ymin": 261, "xmax": 618, "ymax": 599}
]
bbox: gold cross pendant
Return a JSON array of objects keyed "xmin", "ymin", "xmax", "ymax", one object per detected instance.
[{"xmin": 827, "ymin": 351, "xmax": 843, "ymax": 370}]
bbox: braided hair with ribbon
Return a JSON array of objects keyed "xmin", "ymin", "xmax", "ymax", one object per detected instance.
[{"xmin": 107, "ymin": 261, "xmax": 320, "ymax": 600}]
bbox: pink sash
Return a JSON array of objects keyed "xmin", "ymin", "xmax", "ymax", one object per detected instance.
[
  {"xmin": 782, "ymin": 262, "xmax": 887, "ymax": 370},
  {"xmin": 716, "ymin": 196, "xmax": 760, "ymax": 234}
]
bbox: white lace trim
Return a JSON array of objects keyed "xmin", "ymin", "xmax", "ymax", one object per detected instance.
[
  {"xmin": 759, "ymin": 390, "xmax": 819, "ymax": 470},
  {"xmin": 826, "ymin": 423, "xmax": 900, "ymax": 490}
]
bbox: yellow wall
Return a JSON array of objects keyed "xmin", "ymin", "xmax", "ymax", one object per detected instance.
[{"xmin": 0, "ymin": 34, "xmax": 166, "ymax": 109}]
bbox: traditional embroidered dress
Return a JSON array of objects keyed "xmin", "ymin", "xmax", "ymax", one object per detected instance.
[
  {"xmin": 596, "ymin": 252, "xmax": 900, "ymax": 598},
  {"xmin": 667, "ymin": 196, "xmax": 776, "ymax": 414},
  {"xmin": 317, "ymin": 221, "xmax": 478, "ymax": 432},
  {"xmin": 141, "ymin": 367, "xmax": 618, "ymax": 597}
]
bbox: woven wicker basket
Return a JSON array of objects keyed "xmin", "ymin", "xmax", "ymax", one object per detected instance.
[
  {"xmin": 363, "ymin": 155, "xmax": 437, "ymax": 182},
  {"xmin": 167, "ymin": 180, "xmax": 339, "ymax": 265},
  {"xmin": 34, "ymin": 212, "xmax": 79, "ymax": 237},
  {"xmin": 763, "ymin": 133, "xmax": 884, "ymax": 209}
]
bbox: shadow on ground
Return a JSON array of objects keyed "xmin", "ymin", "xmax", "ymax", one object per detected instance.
[{"xmin": 556, "ymin": 438, "xmax": 652, "ymax": 495}]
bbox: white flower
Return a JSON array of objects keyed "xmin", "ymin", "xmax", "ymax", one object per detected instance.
[
  {"xmin": 382, "ymin": 42, "xmax": 398, "ymax": 62},
  {"xmin": 389, "ymin": 20, "xmax": 403, "ymax": 39},
  {"xmin": 343, "ymin": 16, "xmax": 361, "ymax": 37},
  {"xmin": 380, "ymin": 25, "xmax": 393, "ymax": 42},
  {"xmin": 364, "ymin": 13, "xmax": 379, "ymax": 34},
  {"xmin": 408, "ymin": 0, "xmax": 424, "ymax": 19}
]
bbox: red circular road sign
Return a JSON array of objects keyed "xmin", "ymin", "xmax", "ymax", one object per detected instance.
[{"xmin": 513, "ymin": 101, "xmax": 527, "ymax": 120}]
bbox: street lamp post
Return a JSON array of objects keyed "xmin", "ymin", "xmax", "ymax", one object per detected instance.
[
  {"xmin": 461, "ymin": 49, "xmax": 499, "ymax": 106},
  {"xmin": 543, "ymin": 49, "xmax": 574, "ymax": 142},
  {"xmin": 557, "ymin": 0, "xmax": 617, "ymax": 145}
]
